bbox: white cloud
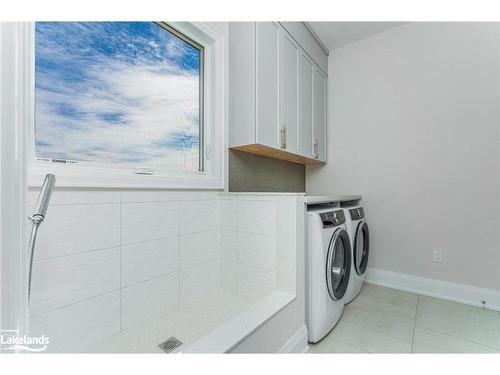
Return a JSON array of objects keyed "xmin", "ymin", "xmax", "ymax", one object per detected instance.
[{"xmin": 36, "ymin": 53, "xmax": 201, "ymax": 171}]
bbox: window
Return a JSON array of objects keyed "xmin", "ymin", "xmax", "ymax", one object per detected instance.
[{"xmin": 35, "ymin": 22, "xmax": 204, "ymax": 174}]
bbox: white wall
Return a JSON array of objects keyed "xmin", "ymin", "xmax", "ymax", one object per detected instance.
[{"xmin": 307, "ymin": 23, "xmax": 500, "ymax": 291}]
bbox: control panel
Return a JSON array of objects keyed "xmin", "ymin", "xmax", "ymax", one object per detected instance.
[
  {"xmin": 349, "ymin": 207, "xmax": 365, "ymax": 220},
  {"xmin": 320, "ymin": 210, "xmax": 346, "ymax": 228}
]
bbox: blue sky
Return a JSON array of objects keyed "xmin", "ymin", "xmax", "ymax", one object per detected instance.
[{"xmin": 35, "ymin": 22, "xmax": 201, "ymax": 171}]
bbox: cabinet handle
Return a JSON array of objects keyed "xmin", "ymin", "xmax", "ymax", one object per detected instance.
[
  {"xmin": 280, "ymin": 126, "xmax": 287, "ymax": 149},
  {"xmin": 314, "ymin": 139, "xmax": 319, "ymax": 158}
]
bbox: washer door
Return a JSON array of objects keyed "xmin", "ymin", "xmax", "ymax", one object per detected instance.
[
  {"xmin": 326, "ymin": 228, "xmax": 352, "ymax": 301},
  {"xmin": 354, "ymin": 221, "xmax": 370, "ymax": 276}
]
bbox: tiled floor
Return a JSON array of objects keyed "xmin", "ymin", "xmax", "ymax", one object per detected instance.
[{"xmin": 309, "ymin": 284, "xmax": 500, "ymax": 353}]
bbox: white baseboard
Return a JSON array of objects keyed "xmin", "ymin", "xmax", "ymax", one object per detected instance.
[
  {"xmin": 365, "ymin": 267, "xmax": 500, "ymax": 311},
  {"xmin": 278, "ymin": 325, "xmax": 309, "ymax": 353}
]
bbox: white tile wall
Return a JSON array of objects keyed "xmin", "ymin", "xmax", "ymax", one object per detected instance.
[
  {"xmin": 180, "ymin": 191, "xmax": 220, "ymax": 201},
  {"xmin": 29, "ymin": 292, "xmax": 121, "ymax": 353},
  {"xmin": 180, "ymin": 199, "xmax": 219, "ymax": 234},
  {"xmin": 233, "ymin": 197, "xmax": 280, "ymax": 300},
  {"xmin": 34, "ymin": 204, "xmax": 120, "ymax": 259},
  {"xmin": 220, "ymin": 230, "xmax": 237, "ymax": 261},
  {"xmin": 180, "ymin": 230, "xmax": 219, "ymax": 269},
  {"xmin": 180, "ymin": 260, "xmax": 220, "ymax": 303},
  {"xmin": 120, "ymin": 190, "xmax": 179, "ymax": 203},
  {"xmin": 237, "ymin": 232, "xmax": 276, "ymax": 271},
  {"xmin": 220, "ymin": 260, "xmax": 237, "ymax": 293},
  {"xmin": 237, "ymin": 263, "xmax": 277, "ymax": 300},
  {"xmin": 220, "ymin": 199, "xmax": 237, "ymax": 231},
  {"xmin": 121, "ymin": 237, "xmax": 179, "ymax": 287},
  {"xmin": 237, "ymin": 199, "xmax": 276, "ymax": 236},
  {"xmin": 28, "ymin": 190, "xmax": 294, "ymax": 352},
  {"xmin": 28, "ymin": 188, "xmax": 120, "ymax": 206},
  {"xmin": 121, "ymin": 273, "xmax": 179, "ymax": 329},
  {"xmin": 30, "ymin": 247, "xmax": 120, "ymax": 316},
  {"xmin": 121, "ymin": 201, "xmax": 179, "ymax": 244}
]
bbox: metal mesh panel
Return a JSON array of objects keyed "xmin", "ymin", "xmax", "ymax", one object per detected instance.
[{"xmin": 228, "ymin": 149, "xmax": 305, "ymax": 192}]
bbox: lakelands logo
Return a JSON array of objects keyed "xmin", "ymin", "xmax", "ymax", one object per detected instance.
[{"xmin": 1, "ymin": 329, "xmax": 50, "ymax": 352}]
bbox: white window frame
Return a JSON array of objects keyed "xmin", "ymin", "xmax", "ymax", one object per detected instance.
[{"xmin": 27, "ymin": 22, "xmax": 227, "ymax": 189}]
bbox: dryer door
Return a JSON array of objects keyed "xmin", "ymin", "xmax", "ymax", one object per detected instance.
[
  {"xmin": 354, "ymin": 221, "xmax": 370, "ymax": 276},
  {"xmin": 326, "ymin": 228, "xmax": 352, "ymax": 301}
]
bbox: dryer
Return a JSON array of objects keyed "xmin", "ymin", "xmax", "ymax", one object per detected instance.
[
  {"xmin": 343, "ymin": 205, "xmax": 370, "ymax": 304},
  {"xmin": 306, "ymin": 207, "xmax": 352, "ymax": 343}
]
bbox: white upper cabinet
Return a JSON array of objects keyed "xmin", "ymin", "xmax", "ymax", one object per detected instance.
[
  {"xmin": 256, "ymin": 22, "xmax": 280, "ymax": 149},
  {"xmin": 229, "ymin": 22, "xmax": 328, "ymax": 165},
  {"xmin": 298, "ymin": 51, "xmax": 314, "ymax": 158},
  {"xmin": 228, "ymin": 22, "xmax": 257, "ymax": 148},
  {"xmin": 279, "ymin": 29, "xmax": 299, "ymax": 155},
  {"xmin": 279, "ymin": 22, "xmax": 328, "ymax": 73},
  {"xmin": 313, "ymin": 67, "xmax": 327, "ymax": 162}
]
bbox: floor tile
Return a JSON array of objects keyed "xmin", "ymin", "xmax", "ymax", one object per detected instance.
[
  {"xmin": 417, "ymin": 296, "xmax": 500, "ymax": 330},
  {"xmin": 309, "ymin": 338, "xmax": 368, "ymax": 353},
  {"xmin": 412, "ymin": 327, "xmax": 499, "ymax": 353},
  {"xmin": 358, "ymin": 284, "xmax": 418, "ymax": 310},
  {"xmin": 327, "ymin": 321, "xmax": 412, "ymax": 353},
  {"xmin": 341, "ymin": 305, "xmax": 414, "ymax": 342},
  {"xmin": 348, "ymin": 295, "xmax": 416, "ymax": 322},
  {"xmin": 306, "ymin": 284, "xmax": 500, "ymax": 354},
  {"xmin": 415, "ymin": 312, "xmax": 500, "ymax": 349}
]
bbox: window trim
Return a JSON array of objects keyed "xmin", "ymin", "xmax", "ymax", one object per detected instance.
[
  {"xmin": 27, "ymin": 22, "xmax": 227, "ymax": 189},
  {"xmin": 156, "ymin": 21, "xmax": 206, "ymax": 173}
]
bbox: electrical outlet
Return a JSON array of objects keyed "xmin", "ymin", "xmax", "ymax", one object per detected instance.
[{"xmin": 433, "ymin": 251, "xmax": 442, "ymax": 263}]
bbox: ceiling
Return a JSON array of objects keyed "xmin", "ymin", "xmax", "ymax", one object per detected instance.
[{"xmin": 307, "ymin": 22, "xmax": 405, "ymax": 52}]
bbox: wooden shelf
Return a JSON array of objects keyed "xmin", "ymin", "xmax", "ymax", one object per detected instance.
[{"xmin": 230, "ymin": 144, "xmax": 325, "ymax": 166}]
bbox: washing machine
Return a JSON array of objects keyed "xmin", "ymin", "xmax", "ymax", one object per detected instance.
[
  {"xmin": 306, "ymin": 207, "xmax": 352, "ymax": 343},
  {"xmin": 343, "ymin": 205, "xmax": 370, "ymax": 304}
]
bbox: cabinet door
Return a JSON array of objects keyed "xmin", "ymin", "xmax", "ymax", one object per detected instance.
[
  {"xmin": 279, "ymin": 29, "xmax": 299, "ymax": 154},
  {"xmin": 298, "ymin": 52, "xmax": 313, "ymax": 158},
  {"xmin": 256, "ymin": 22, "xmax": 280, "ymax": 148},
  {"xmin": 313, "ymin": 67, "xmax": 327, "ymax": 161}
]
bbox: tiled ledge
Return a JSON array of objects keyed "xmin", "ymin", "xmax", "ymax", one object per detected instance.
[{"xmin": 182, "ymin": 291, "xmax": 295, "ymax": 353}]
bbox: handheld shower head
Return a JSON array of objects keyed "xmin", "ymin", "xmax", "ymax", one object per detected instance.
[
  {"xmin": 32, "ymin": 174, "xmax": 56, "ymax": 220},
  {"xmin": 28, "ymin": 173, "xmax": 56, "ymax": 306}
]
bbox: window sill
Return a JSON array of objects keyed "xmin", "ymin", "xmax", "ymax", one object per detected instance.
[{"xmin": 28, "ymin": 163, "xmax": 224, "ymax": 190}]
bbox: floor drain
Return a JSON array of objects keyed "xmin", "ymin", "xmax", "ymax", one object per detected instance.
[{"xmin": 158, "ymin": 337, "xmax": 183, "ymax": 353}]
